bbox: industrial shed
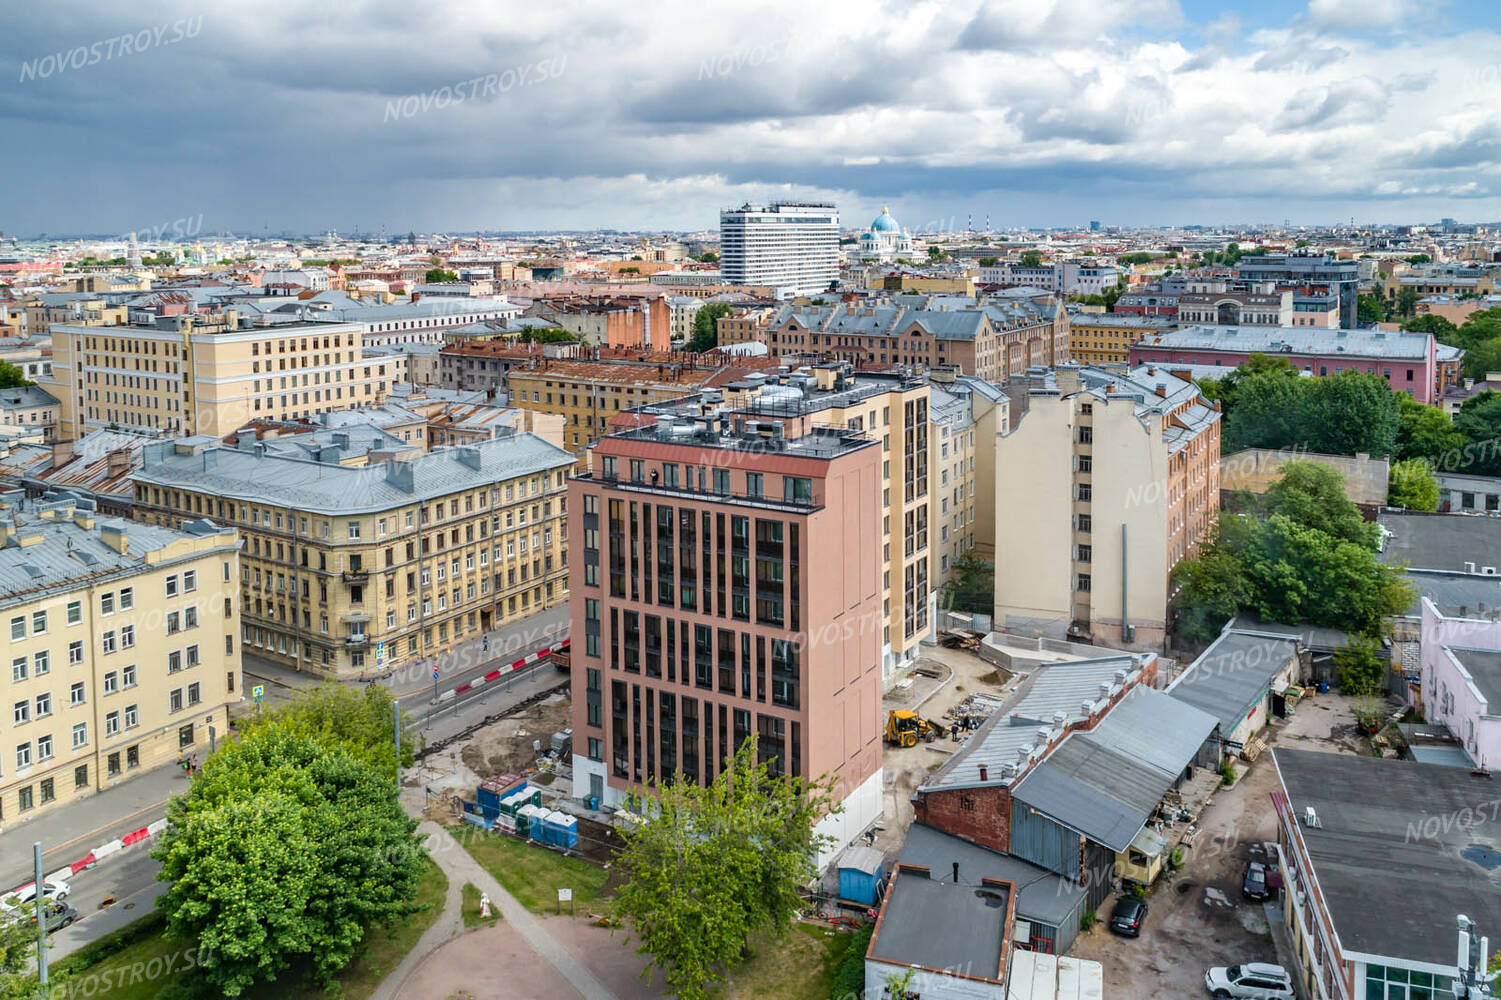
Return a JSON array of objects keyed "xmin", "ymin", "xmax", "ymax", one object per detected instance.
[{"xmin": 1167, "ymin": 627, "xmax": 1304, "ymax": 753}]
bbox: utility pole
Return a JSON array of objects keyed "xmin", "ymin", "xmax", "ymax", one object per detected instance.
[
  {"xmin": 34, "ymin": 842, "xmax": 48, "ymax": 991},
  {"xmin": 393, "ymin": 701, "xmax": 402, "ymax": 791}
]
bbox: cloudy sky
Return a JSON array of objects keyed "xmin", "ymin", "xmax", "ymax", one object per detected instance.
[{"xmin": 2, "ymin": 0, "xmax": 1499, "ymax": 236}]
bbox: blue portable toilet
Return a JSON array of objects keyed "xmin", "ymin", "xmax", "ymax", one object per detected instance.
[
  {"xmin": 837, "ymin": 846, "xmax": 885, "ymax": 906},
  {"xmin": 552, "ymin": 811, "xmax": 579, "ymax": 850}
]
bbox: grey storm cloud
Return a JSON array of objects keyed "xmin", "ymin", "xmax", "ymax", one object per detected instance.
[{"xmin": 0, "ymin": 0, "xmax": 1499, "ymax": 234}]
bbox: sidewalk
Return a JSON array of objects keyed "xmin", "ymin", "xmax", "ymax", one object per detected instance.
[{"xmin": 0, "ymin": 760, "xmax": 186, "ymax": 889}]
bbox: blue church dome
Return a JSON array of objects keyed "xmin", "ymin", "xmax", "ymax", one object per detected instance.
[{"xmin": 870, "ymin": 205, "xmax": 901, "ymax": 232}]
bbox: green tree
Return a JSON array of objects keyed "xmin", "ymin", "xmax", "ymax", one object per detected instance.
[
  {"xmin": 1461, "ymin": 338, "xmax": 1501, "ymax": 382},
  {"xmin": 0, "ymin": 898, "xmax": 65, "ymax": 999},
  {"xmin": 1262, "ymin": 459, "xmax": 1377, "ymax": 548},
  {"xmin": 1396, "ymin": 286, "xmax": 1420, "ymax": 318},
  {"xmin": 1395, "ymin": 395, "xmax": 1464, "ymax": 464},
  {"xmin": 1171, "ymin": 545, "xmax": 1254, "ymax": 646},
  {"xmin": 615, "ymin": 740, "xmax": 833, "ymax": 1000},
  {"xmin": 1296, "ymin": 371, "xmax": 1400, "ymax": 457},
  {"xmin": 1453, "ymin": 391, "xmax": 1501, "ymax": 476},
  {"xmin": 977, "ymin": 257, "xmax": 999, "ymax": 267},
  {"xmin": 1334, "ymin": 638, "xmax": 1388, "ymax": 696},
  {"xmin": 153, "ymin": 728, "xmax": 423, "ymax": 996},
  {"xmin": 425, "ymin": 268, "xmax": 458, "ymax": 283},
  {"xmin": 1402, "ymin": 314, "xmax": 1458, "ymax": 341},
  {"xmin": 236, "ymin": 683, "xmax": 414, "ymax": 777},
  {"xmin": 1223, "ymin": 371, "xmax": 1307, "ymax": 452},
  {"xmin": 1404, "ymin": 254, "xmax": 1432, "ymax": 264},
  {"xmin": 1019, "ymin": 250, "xmax": 1045, "ymax": 267},
  {"xmin": 1207, "ymin": 354, "xmax": 1299, "ymax": 424},
  {"xmin": 1357, "ymin": 293, "xmax": 1388, "ymax": 325},
  {"xmin": 687, "ymin": 302, "xmax": 733, "ymax": 353},
  {"xmin": 1117, "ymin": 252, "xmax": 1155, "ymax": 265},
  {"xmin": 944, "ymin": 555, "xmax": 993, "ymax": 615},
  {"xmin": 519, "ymin": 328, "xmax": 576, "ymax": 344},
  {"xmin": 1387, "ymin": 460, "xmax": 1440, "ymax": 511},
  {"xmin": 0, "ymin": 361, "xmax": 31, "ymax": 388}
]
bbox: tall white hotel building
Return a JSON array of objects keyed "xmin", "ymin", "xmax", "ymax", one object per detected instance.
[{"xmin": 719, "ymin": 202, "xmax": 839, "ymax": 298}]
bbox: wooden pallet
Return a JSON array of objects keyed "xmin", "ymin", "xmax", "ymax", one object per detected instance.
[{"xmin": 1241, "ymin": 735, "xmax": 1268, "ymax": 762}]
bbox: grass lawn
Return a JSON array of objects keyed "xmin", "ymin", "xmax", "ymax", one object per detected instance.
[
  {"xmin": 713, "ymin": 921, "xmax": 864, "ymax": 1000},
  {"xmin": 53, "ymin": 856, "xmax": 448, "ymax": 1000},
  {"xmin": 449, "ymin": 825, "xmax": 612, "ymax": 914},
  {"xmin": 460, "ymin": 883, "xmax": 501, "ymax": 929}
]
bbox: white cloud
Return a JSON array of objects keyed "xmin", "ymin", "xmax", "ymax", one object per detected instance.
[{"xmin": 1305, "ymin": 0, "xmax": 1424, "ymax": 31}]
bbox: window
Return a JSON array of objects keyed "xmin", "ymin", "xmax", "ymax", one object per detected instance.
[
  {"xmin": 99, "ymin": 593, "xmax": 114, "ymax": 616},
  {"xmin": 182, "ymin": 571, "xmax": 196, "ymax": 593},
  {"xmin": 74, "ymin": 764, "xmax": 88, "ymax": 789},
  {"xmin": 35, "ymin": 693, "xmax": 50, "ymax": 718},
  {"xmin": 66, "ymin": 601, "xmax": 81, "ymax": 625},
  {"xmin": 15, "ymin": 743, "xmax": 31, "ymax": 770},
  {"xmin": 70, "ymin": 682, "xmax": 85, "ymax": 707},
  {"xmin": 187, "ymin": 682, "xmax": 201, "ymax": 706},
  {"xmin": 13, "ymin": 701, "xmax": 29, "ymax": 725},
  {"xmin": 1077, "ymin": 573, "xmax": 1092, "ymax": 592},
  {"xmin": 31, "ymin": 610, "xmax": 46, "ymax": 634},
  {"xmin": 104, "ymin": 671, "xmax": 118, "ymax": 694},
  {"xmin": 122, "ymin": 664, "xmax": 137, "ymax": 688},
  {"xmin": 33, "ymin": 651, "xmax": 48, "ymax": 676},
  {"xmin": 120, "ymin": 625, "xmax": 134, "ymax": 648},
  {"xmin": 167, "ymin": 611, "xmax": 180, "ymax": 634},
  {"xmin": 17, "ymin": 786, "xmax": 32, "ymax": 811},
  {"xmin": 119, "ymin": 587, "xmax": 134, "ymax": 609},
  {"xmin": 124, "ymin": 704, "xmax": 138, "ymax": 729},
  {"xmin": 106, "ymin": 711, "xmax": 120, "ymax": 737},
  {"xmin": 347, "ymin": 521, "xmax": 362, "ymax": 539},
  {"xmin": 168, "ymin": 651, "xmax": 182, "ymax": 674},
  {"xmin": 165, "ymin": 576, "xmax": 179, "ymax": 598},
  {"xmin": 745, "ymin": 472, "xmax": 763, "ymax": 497},
  {"xmin": 783, "ymin": 476, "xmax": 812, "ymax": 503},
  {"xmin": 10, "ymin": 657, "xmax": 24, "ymax": 683},
  {"xmin": 39, "ymin": 777, "xmax": 54, "ymax": 803},
  {"xmin": 127, "ymin": 745, "xmax": 139, "ymax": 768},
  {"xmin": 178, "ymin": 724, "xmax": 195, "ymax": 748},
  {"xmin": 102, "ymin": 630, "xmax": 116, "ymax": 654},
  {"xmin": 9, "ymin": 616, "xmax": 23, "ymax": 640},
  {"xmin": 107, "ymin": 752, "xmax": 120, "ymax": 777}
]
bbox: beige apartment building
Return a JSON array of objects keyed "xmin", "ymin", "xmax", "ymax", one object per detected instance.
[
  {"xmin": 131, "ymin": 435, "xmax": 573, "ymax": 677},
  {"xmin": 0, "ymin": 496, "xmax": 239, "ymax": 824},
  {"xmin": 41, "ymin": 313, "xmax": 402, "ymax": 441},
  {"xmin": 993, "ymin": 365, "xmax": 1221, "ymax": 652}
]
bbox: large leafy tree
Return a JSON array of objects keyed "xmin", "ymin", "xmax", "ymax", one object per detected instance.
[
  {"xmin": 1387, "ymin": 460, "xmax": 1440, "ymax": 511},
  {"xmin": 944, "ymin": 555, "xmax": 994, "ymax": 615},
  {"xmin": 153, "ymin": 729, "xmax": 423, "ymax": 996},
  {"xmin": 1223, "ymin": 369, "xmax": 1307, "ymax": 452},
  {"xmin": 1172, "ymin": 462, "xmax": 1413, "ymax": 644},
  {"xmin": 0, "ymin": 362, "xmax": 29, "ymax": 389},
  {"xmin": 1395, "ymin": 395, "xmax": 1464, "ymax": 464},
  {"xmin": 236, "ymin": 683, "xmax": 414, "ymax": 777},
  {"xmin": 687, "ymin": 302, "xmax": 734, "ymax": 354},
  {"xmin": 1297, "ymin": 371, "xmax": 1400, "ymax": 457},
  {"xmin": 0, "ymin": 899, "xmax": 66, "ymax": 1000},
  {"xmin": 1454, "ymin": 392, "xmax": 1501, "ymax": 477},
  {"xmin": 1402, "ymin": 314, "xmax": 1459, "ymax": 340},
  {"xmin": 616, "ymin": 741, "xmax": 834, "ymax": 1000}
]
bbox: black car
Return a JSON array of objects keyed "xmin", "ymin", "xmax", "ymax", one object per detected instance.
[
  {"xmin": 1109, "ymin": 896, "xmax": 1148, "ymax": 937},
  {"xmin": 1242, "ymin": 861, "xmax": 1270, "ymax": 901}
]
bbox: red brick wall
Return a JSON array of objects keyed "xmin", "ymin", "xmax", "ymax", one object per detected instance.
[{"xmin": 912, "ymin": 784, "xmax": 1013, "ymax": 854}]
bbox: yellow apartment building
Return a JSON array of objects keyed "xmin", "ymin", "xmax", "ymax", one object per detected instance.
[
  {"xmin": 0, "ymin": 496, "xmax": 240, "ymax": 824},
  {"xmin": 131, "ymin": 435, "xmax": 573, "ymax": 678},
  {"xmin": 1067, "ymin": 313, "xmax": 1177, "ymax": 365},
  {"xmin": 40, "ymin": 313, "xmax": 402, "ymax": 441}
]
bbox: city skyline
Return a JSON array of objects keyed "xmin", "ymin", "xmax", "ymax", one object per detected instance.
[{"xmin": 3, "ymin": 0, "xmax": 1500, "ymax": 235}]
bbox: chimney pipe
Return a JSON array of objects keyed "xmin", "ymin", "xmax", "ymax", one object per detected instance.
[{"xmin": 952, "ymin": 862, "xmax": 960, "ymax": 883}]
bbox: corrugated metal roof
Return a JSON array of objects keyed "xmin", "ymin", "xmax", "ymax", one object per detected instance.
[
  {"xmin": 1012, "ymin": 688, "xmax": 1217, "ymax": 852},
  {"xmin": 899, "ymin": 823, "xmax": 1085, "ymax": 927},
  {"xmin": 1166, "ymin": 629, "xmax": 1301, "ymax": 735}
]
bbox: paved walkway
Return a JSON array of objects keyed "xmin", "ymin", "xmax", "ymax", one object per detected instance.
[{"xmin": 373, "ymin": 787, "xmax": 617, "ymax": 1000}]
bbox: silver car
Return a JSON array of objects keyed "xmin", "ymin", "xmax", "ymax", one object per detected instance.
[{"xmin": 1205, "ymin": 963, "xmax": 1295, "ymax": 999}]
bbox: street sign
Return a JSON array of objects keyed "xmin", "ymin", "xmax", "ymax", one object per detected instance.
[
  {"xmin": 432, "ymin": 668, "xmax": 440, "ymax": 681},
  {"xmin": 251, "ymin": 684, "xmax": 265, "ymax": 701},
  {"xmin": 375, "ymin": 641, "xmax": 386, "ymax": 667},
  {"xmin": 557, "ymin": 888, "xmax": 572, "ymax": 902}
]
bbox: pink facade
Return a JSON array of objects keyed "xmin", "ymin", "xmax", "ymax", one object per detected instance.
[
  {"xmin": 1129, "ymin": 338, "xmax": 1437, "ymax": 403},
  {"xmin": 567, "ymin": 423, "xmax": 884, "ymax": 814},
  {"xmin": 1419, "ymin": 598, "xmax": 1501, "ymax": 769}
]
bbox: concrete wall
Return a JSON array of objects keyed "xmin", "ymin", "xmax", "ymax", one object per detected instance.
[{"xmin": 1220, "ymin": 448, "xmax": 1389, "ymax": 506}]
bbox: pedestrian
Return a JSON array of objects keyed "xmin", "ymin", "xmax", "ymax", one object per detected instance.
[
  {"xmin": 479, "ymin": 892, "xmax": 491, "ymax": 919},
  {"xmin": 483, "ymin": 635, "xmax": 489, "ymax": 652}
]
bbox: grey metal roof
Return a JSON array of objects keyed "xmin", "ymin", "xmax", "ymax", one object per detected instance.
[
  {"xmin": 0, "ymin": 386, "xmax": 58, "ymax": 410},
  {"xmin": 1406, "ymin": 573, "xmax": 1501, "ymax": 618},
  {"xmin": 133, "ymin": 435, "xmax": 572, "ymax": 515},
  {"xmin": 0, "ymin": 506, "xmax": 236, "ymax": 611},
  {"xmin": 836, "ymin": 845, "xmax": 883, "ymax": 875},
  {"xmin": 1011, "ymin": 688, "xmax": 1217, "ymax": 852},
  {"xmin": 1273, "ymin": 748, "xmax": 1501, "ymax": 968},
  {"xmin": 1137, "ymin": 324, "xmax": 1434, "ymax": 360},
  {"xmin": 1166, "ymin": 629, "xmax": 1301, "ymax": 735},
  {"xmin": 923, "ymin": 655, "xmax": 1147, "ymax": 791},
  {"xmin": 897, "ymin": 823, "xmax": 1085, "ymax": 927},
  {"xmin": 870, "ymin": 870, "xmax": 1009, "ymax": 982},
  {"xmin": 1448, "ymin": 647, "xmax": 1501, "ymax": 708},
  {"xmin": 1226, "ymin": 614, "xmax": 1358, "ymax": 654}
]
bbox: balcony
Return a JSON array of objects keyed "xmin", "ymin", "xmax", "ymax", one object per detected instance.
[
  {"xmin": 345, "ymin": 634, "xmax": 370, "ymax": 649},
  {"xmin": 341, "ymin": 569, "xmax": 369, "ymax": 585}
]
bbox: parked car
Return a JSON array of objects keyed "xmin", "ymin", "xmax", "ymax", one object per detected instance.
[
  {"xmin": 0, "ymin": 878, "xmax": 69, "ymax": 912},
  {"xmin": 1242, "ymin": 861, "xmax": 1270, "ymax": 900},
  {"xmin": 1109, "ymin": 896, "xmax": 1148, "ymax": 937},
  {"xmin": 1205, "ymin": 962, "xmax": 1295, "ymax": 999}
]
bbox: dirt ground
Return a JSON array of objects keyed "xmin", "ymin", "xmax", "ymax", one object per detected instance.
[
  {"xmin": 1071, "ymin": 690, "xmax": 1374, "ymax": 1000},
  {"xmin": 395, "ymin": 916, "xmax": 670, "ymax": 1000},
  {"xmin": 872, "ymin": 644, "xmax": 1021, "ymax": 856},
  {"xmin": 460, "ymin": 691, "xmax": 573, "ymax": 778}
]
